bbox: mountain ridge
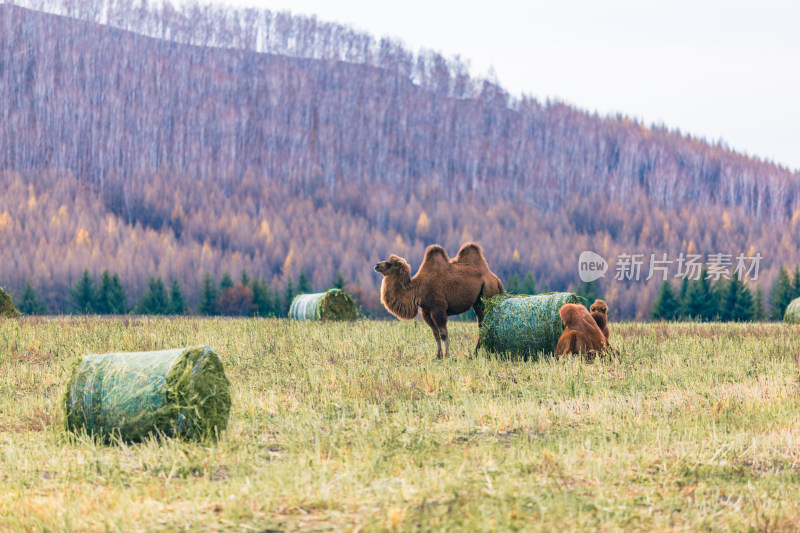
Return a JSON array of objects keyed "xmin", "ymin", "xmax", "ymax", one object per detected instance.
[{"xmin": 1, "ymin": 2, "xmax": 798, "ymax": 318}]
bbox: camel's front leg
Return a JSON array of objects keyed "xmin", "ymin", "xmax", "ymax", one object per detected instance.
[
  {"xmin": 431, "ymin": 309, "xmax": 449, "ymax": 358},
  {"xmin": 421, "ymin": 309, "xmax": 443, "ymax": 358}
]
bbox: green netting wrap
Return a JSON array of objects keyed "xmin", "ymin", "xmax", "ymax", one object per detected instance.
[
  {"xmin": 289, "ymin": 289, "xmax": 359, "ymax": 321},
  {"xmin": 785, "ymin": 298, "xmax": 800, "ymax": 324},
  {"xmin": 0, "ymin": 287, "xmax": 19, "ymax": 318},
  {"xmin": 64, "ymin": 346, "xmax": 231, "ymax": 442},
  {"xmin": 479, "ymin": 292, "xmax": 581, "ymax": 357}
]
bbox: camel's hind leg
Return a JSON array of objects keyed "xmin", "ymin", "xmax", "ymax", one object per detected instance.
[
  {"xmin": 472, "ymin": 296, "xmax": 486, "ymax": 356},
  {"xmin": 555, "ymin": 330, "xmax": 576, "ymax": 360},
  {"xmin": 431, "ymin": 309, "xmax": 449, "ymax": 359},
  {"xmin": 421, "ymin": 309, "xmax": 443, "ymax": 358}
]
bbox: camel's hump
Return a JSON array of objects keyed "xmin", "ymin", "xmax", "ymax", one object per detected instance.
[
  {"xmin": 454, "ymin": 242, "xmax": 488, "ymax": 268},
  {"xmin": 419, "ymin": 245, "xmax": 450, "ymax": 270}
]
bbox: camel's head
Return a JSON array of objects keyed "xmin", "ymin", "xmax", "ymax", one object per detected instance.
[
  {"xmin": 590, "ymin": 299, "xmax": 608, "ymax": 315},
  {"xmin": 374, "ymin": 254, "xmax": 411, "ymax": 277}
]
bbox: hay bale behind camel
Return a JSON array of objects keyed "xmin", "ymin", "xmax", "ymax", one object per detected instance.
[
  {"xmin": 479, "ymin": 292, "xmax": 581, "ymax": 357},
  {"xmin": 289, "ymin": 289, "xmax": 359, "ymax": 321},
  {"xmin": 0, "ymin": 286, "xmax": 19, "ymax": 318},
  {"xmin": 64, "ymin": 346, "xmax": 231, "ymax": 442},
  {"xmin": 785, "ymin": 297, "xmax": 800, "ymax": 324}
]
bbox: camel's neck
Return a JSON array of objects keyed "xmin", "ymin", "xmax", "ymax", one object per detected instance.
[{"xmin": 381, "ymin": 272, "xmax": 418, "ymax": 320}]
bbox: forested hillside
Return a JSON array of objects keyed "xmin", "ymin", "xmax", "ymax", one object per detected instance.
[{"xmin": 1, "ymin": 1, "xmax": 799, "ymax": 317}]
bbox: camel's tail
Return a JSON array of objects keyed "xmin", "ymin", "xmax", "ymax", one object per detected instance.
[{"xmin": 559, "ymin": 304, "xmax": 606, "ymax": 346}]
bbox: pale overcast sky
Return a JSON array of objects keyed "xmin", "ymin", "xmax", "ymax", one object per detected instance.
[{"xmin": 203, "ymin": 0, "xmax": 800, "ymax": 170}]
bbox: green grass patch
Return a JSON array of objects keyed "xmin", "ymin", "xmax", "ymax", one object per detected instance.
[{"xmin": 1, "ymin": 318, "xmax": 800, "ymax": 530}]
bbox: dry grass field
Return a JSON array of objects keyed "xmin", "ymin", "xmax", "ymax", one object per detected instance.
[{"xmin": 1, "ymin": 317, "xmax": 800, "ymax": 531}]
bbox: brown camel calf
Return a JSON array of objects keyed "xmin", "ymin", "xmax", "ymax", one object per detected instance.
[
  {"xmin": 555, "ymin": 302, "xmax": 610, "ymax": 361},
  {"xmin": 374, "ymin": 242, "xmax": 504, "ymax": 358}
]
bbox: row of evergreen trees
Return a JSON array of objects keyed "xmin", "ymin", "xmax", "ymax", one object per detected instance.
[
  {"xmin": 650, "ymin": 266, "xmax": 800, "ymax": 322},
  {"xmin": 504, "ymin": 271, "xmax": 538, "ymax": 295},
  {"xmin": 11, "ymin": 265, "xmax": 800, "ymax": 320},
  {"xmin": 15, "ymin": 269, "xmax": 346, "ymax": 316}
]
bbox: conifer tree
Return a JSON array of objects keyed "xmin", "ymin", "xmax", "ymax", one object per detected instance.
[
  {"xmin": 677, "ymin": 276, "xmax": 690, "ymax": 320},
  {"xmin": 770, "ymin": 266, "xmax": 794, "ymax": 320},
  {"xmin": 220, "ymin": 272, "xmax": 234, "ymax": 292},
  {"xmin": 684, "ymin": 271, "xmax": 717, "ymax": 321},
  {"xmin": 240, "ymin": 269, "xmax": 251, "ymax": 287},
  {"xmin": 96, "ymin": 270, "xmax": 128, "ymax": 314},
  {"xmin": 168, "ymin": 279, "xmax": 188, "ymax": 315},
  {"xmin": 716, "ymin": 277, "xmax": 754, "ymax": 322},
  {"xmin": 95, "ymin": 271, "xmax": 113, "ymax": 314},
  {"xmin": 273, "ymin": 287, "xmax": 283, "ymax": 316},
  {"xmin": 106, "ymin": 273, "xmax": 129, "ymax": 314},
  {"xmin": 507, "ymin": 273, "xmax": 521, "ymax": 294},
  {"xmin": 718, "ymin": 279, "xmax": 736, "ymax": 322},
  {"xmin": 701, "ymin": 273, "xmax": 719, "ymax": 321},
  {"xmin": 298, "ymin": 270, "xmax": 312, "ymax": 294},
  {"xmin": 683, "ymin": 281, "xmax": 703, "ymax": 320},
  {"xmin": 732, "ymin": 280, "xmax": 754, "ymax": 322},
  {"xmin": 70, "ymin": 270, "xmax": 97, "ymax": 314},
  {"xmin": 251, "ymin": 278, "xmax": 272, "ymax": 316},
  {"xmin": 333, "ymin": 270, "xmax": 347, "ymax": 289},
  {"xmin": 137, "ymin": 276, "xmax": 170, "ymax": 314},
  {"xmin": 753, "ymin": 286, "xmax": 766, "ymax": 321},
  {"xmin": 199, "ymin": 272, "xmax": 218, "ymax": 315},
  {"xmin": 522, "ymin": 272, "xmax": 536, "ymax": 295},
  {"xmin": 793, "ymin": 266, "xmax": 800, "ymax": 299},
  {"xmin": 651, "ymin": 281, "xmax": 680, "ymax": 320},
  {"xmin": 284, "ymin": 276, "xmax": 295, "ymax": 314},
  {"xmin": 17, "ymin": 281, "xmax": 48, "ymax": 315}
]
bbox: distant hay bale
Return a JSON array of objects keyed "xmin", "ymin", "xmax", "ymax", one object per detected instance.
[
  {"xmin": 785, "ymin": 298, "xmax": 800, "ymax": 324},
  {"xmin": 0, "ymin": 287, "xmax": 19, "ymax": 318},
  {"xmin": 289, "ymin": 289, "xmax": 359, "ymax": 321},
  {"xmin": 64, "ymin": 346, "xmax": 231, "ymax": 442},
  {"xmin": 479, "ymin": 292, "xmax": 581, "ymax": 357}
]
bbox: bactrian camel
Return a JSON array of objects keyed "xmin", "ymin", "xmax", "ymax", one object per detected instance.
[{"xmin": 374, "ymin": 242, "xmax": 504, "ymax": 358}]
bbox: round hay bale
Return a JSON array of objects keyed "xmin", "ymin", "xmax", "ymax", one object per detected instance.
[
  {"xmin": 785, "ymin": 297, "xmax": 800, "ymax": 324},
  {"xmin": 64, "ymin": 346, "xmax": 231, "ymax": 442},
  {"xmin": 289, "ymin": 289, "xmax": 358, "ymax": 321},
  {"xmin": 479, "ymin": 292, "xmax": 581, "ymax": 357},
  {"xmin": 0, "ymin": 286, "xmax": 19, "ymax": 318}
]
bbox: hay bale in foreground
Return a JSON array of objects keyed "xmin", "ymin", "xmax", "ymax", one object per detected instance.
[
  {"xmin": 64, "ymin": 346, "xmax": 231, "ymax": 442},
  {"xmin": 479, "ymin": 292, "xmax": 581, "ymax": 357},
  {"xmin": 289, "ymin": 289, "xmax": 359, "ymax": 321},
  {"xmin": 785, "ymin": 297, "xmax": 800, "ymax": 324},
  {"xmin": 0, "ymin": 287, "xmax": 19, "ymax": 318}
]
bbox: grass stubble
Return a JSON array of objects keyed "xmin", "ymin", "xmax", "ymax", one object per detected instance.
[{"xmin": 1, "ymin": 317, "xmax": 800, "ymax": 531}]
